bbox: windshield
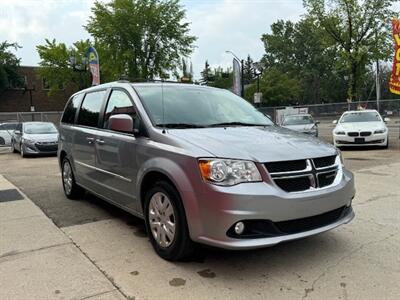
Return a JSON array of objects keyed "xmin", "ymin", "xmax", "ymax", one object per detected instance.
[
  {"xmin": 340, "ymin": 112, "xmax": 381, "ymax": 123},
  {"xmin": 134, "ymin": 85, "xmax": 273, "ymax": 127},
  {"xmin": 24, "ymin": 123, "xmax": 58, "ymax": 134},
  {"xmin": 283, "ymin": 115, "xmax": 314, "ymax": 125}
]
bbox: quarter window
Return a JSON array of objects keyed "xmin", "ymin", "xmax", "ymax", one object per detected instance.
[
  {"xmin": 62, "ymin": 95, "xmax": 81, "ymax": 124},
  {"xmin": 77, "ymin": 90, "xmax": 106, "ymax": 128},
  {"xmin": 103, "ymin": 90, "xmax": 137, "ymax": 129}
]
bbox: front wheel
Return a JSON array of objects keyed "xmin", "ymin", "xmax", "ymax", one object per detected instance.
[
  {"xmin": 144, "ymin": 180, "xmax": 197, "ymax": 261},
  {"xmin": 11, "ymin": 140, "xmax": 17, "ymax": 153},
  {"xmin": 20, "ymin": 144, "xmax": 26, "ymax": 158},
  {"xmin": 62, "ymin": 158, "xmax": 84, "ymax": 199},
  {"xmin": 383, "ymin": 137, "xmax": 389, "ymax": 149}
]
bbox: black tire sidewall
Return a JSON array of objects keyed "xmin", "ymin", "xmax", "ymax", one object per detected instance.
[{"xmin": 144, "ymin": 181, "xmax": 192, "ymax": 261}]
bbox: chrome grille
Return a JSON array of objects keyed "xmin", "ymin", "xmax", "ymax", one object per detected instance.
[
  {"xmin": 348, "ymin": 132, "xmax": 359, "ymax": 137},
  {"xmin": 265, "ymin": 155, "xmax": 339, "ymax": 193},
  {"xmin": 360, "ymin": 131, "xmax": 371, "ymax": 136}
]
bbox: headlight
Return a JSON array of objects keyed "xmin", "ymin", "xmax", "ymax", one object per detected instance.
[
  {"xmin": 22, "ymin": 138, "xmax": 35, "ymax": 144},
  {"xmin": 374, "ymin": 128, "xmax": 386, "ymax": 134},
  {"xmin": 334, "ymin": 131, "xmax": 345, "ymax": 135},
  {"xmin": 198, "ymin": 159, "xmax": 262, "ymax": 186}
]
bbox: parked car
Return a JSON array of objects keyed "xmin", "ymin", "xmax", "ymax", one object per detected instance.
[
  {"xmin": 0, "ymin": 122, "xmax": 18, "ymax": 146},
  {"xmin": 58, "ymin": 82, "xmax": 355, "ymax": 261},
  {"xmin": 281, "ymin": 114, "xmax": 319, "ymax": 137},
  {"xmin": 332, "ymin": 110, "xmax": 389, "ymax": 148},
  {"xmin": 11, "ymin": 122, "xmax": 59, "ymax": 157}
]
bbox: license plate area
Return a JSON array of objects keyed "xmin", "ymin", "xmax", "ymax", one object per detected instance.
[{"xmin": 354, "ymin": 137, "xmax": 365, "ymax": 143}]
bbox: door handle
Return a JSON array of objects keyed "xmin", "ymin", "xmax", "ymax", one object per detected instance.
[
  {"xmin": 96, "ymin": 139, "xmax": 105, "ymax": 145},
  {"xmin": 86, "ymin": 137, "xmax": 95, "ymax": 144}
]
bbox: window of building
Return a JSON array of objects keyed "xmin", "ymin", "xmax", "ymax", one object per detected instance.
[
  {"xmin": 103, "ymin": 90, "xmax": 137, "ymax": 130},
  {"xmin": 77, "ymin": 90, "xmax": 106, "ymax": 128}
]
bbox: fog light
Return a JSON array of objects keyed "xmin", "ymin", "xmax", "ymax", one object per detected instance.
[{"xmin": 234, "ymin": 222, "xmax": 245, "ymax": 235}]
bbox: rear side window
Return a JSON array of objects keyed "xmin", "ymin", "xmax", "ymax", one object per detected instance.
[
  {"xmin": 0, "ymin": 123, "xmax": 17, "ymax": 130},
  {"xmin": 77, "ymin": 90, "xmax": 106, "ymax": 128},
  {"xmin": 62, "ymin": 95, "xmax": 81, "ymax": 124},
  {"xmin": 103, "ymin": 90, "xmax": 137, "ymax": 129}
]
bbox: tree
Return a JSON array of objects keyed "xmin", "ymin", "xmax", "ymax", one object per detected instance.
[
  {"xmin": 304, "ymin": 0, "xmax": 398, "ymax": 100},
  {"xmin": 243, "ymin": 55, "xmax": 255, "ymax": 85},
  {"xmin": 85, "ymin": 0, "xmax": 196, "ymax": 81},
  {"xmin": 0, "ymin": 41, "xmax": 23, "ymax": 92},
  {"xmin": 200, "ymin": 60, "xmax": 212, "ymax": 85},
  {"xmin": 245, "ymin": 68, "xmax": 301, "ymax": 106},
  {"xmin": 261, "ymin": 17, "xmax": 346, "ymax": 104},
  {"xmin": 37, "ymin": 39, "xmax": 92, "ymax": 94}
]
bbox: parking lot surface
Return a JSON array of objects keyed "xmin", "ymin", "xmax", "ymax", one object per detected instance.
[{"xmin": 0, "ymin": 132, "xmax": 399, "ymax": 299}]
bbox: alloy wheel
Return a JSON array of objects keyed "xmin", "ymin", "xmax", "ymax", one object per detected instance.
[
  {"xmin": 62, "ymin": 161, "xmax": 73, "ymax": 195},
  {"xmin": 148, "ymin": 192, "xmax": 176, "ymax": 248}
]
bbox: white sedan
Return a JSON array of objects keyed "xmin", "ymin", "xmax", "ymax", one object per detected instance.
[{"xmin": 332, "ymin": 110, "xmax": 389, "ymax": 148}]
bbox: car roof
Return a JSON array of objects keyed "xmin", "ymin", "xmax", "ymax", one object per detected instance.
[
  {"xmin": 285, "ymin": 114, "xmax": 312, "ymax": 117},
  {"xmin": 22, "ymin": 122, "xmax": 54, "ymax": 125},
  {"xmin": 71, "ymin": 81, "xmax": 218, "ymax": 97},
  {"xmin": 343, "ymin": 109, "xmax": 378, "ymax": 114}
]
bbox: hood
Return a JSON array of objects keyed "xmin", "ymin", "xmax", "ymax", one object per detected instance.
[
  {"xmin": 335, "ymin": 121, "xmax": 385, "ymax": 132},
  {"xmin": 282, "ymin": 124, "xmax": 315, "ymax": 131},
  {"xmin": 24, "ymin": 133, "xmax": 59, "ymax": 142},
  {"xmin": 168, "ymin": 126, "xmax": 336, "ymax": 162}
]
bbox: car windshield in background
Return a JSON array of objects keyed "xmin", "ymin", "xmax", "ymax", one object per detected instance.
[
  {"xmin": 24, "ymin": 123, "xmax": 58, "ymax": 134},
  {"xmin": 283, "ymin": 115, "xmax": 314, "ymax": 125},
  {"xmin": 340, "ymin": 112, "xmax": 381, "ymax": 123},
  {"xmin": 134, "ymin": 85, "xmax": 273, "ymax": 128}
]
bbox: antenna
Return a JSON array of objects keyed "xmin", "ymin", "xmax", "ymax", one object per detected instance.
[{"xmin": 161, "ymin": 79, "xmax": 166, "ymax": 134}]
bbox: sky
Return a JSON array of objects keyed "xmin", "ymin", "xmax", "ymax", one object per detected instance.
[
  {"xmin": 1, "ymin": 0, "xmax": 396, "ymax": 79},
  {"xmin": 0, "ymin": 0, "xmax": 306, "ymax": 77}
]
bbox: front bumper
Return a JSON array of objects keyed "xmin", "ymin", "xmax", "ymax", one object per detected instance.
[
  {"xmin": 23, "ymin": 142, "xmax": 58, "ymax": 155},
  {"xmin": 333, "ymin": 133, "xmax": 387, "ymax": 146},
  {"xmin": 186, "ymin": 168, "xmax": 355, "ymax": 249}
]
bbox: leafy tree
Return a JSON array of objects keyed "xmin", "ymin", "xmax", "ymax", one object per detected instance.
[
  {"xmin": 37, "ymin": 39, "xmax": 92, "ymax": 94},
  {"xmin": 0, "ymin": 41, "xmax": 23, "ymax": 92},
  {"xmin": 261, "ymin": 17, "xmax": 346, "ymax": 104},
  {"xmin": 304, "ymin": 0, "xmax": 398, "ymax": 100},
  {"xmin": 85, "ymin": 0, "xmax": 196, "ymax": 81},
  {"xmin": 209, "ymin": 67, "xmax": 232, "ymax": 89},
  {"xmin": 246, "ymin": 68, "xmax": 301, "ymax": 106}
]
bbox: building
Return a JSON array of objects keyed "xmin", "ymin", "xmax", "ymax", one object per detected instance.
[{"xmin": 0, "ymin": 66, "xmax": 76, "ymax": 113}]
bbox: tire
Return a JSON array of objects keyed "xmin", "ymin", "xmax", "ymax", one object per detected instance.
[
  {"xmin": 383, "ymin": 137, "xmax": 389, "ymax": 149},
  {"xmin": 62, "ymin": 157, "xmax": 84, "ymax": 199},
  {"xmin": 0, "ymin": 137, "xmax": 5, "ymax": 146},
  {"xmin": 20, "ymin": 144, "xmax": 26, "ymax": 158},
  {"xmin": 144, "ymin": 180, "xmax": 197, "ymax": 261},
  {"xmin": 11, "ymin": 141, "xmax": 17, "ymax": 153}
]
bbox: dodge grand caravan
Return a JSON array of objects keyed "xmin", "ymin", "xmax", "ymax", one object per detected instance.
[{"xmin": 58, "ymin": 81, "xmax": 355, "ymax": 261}]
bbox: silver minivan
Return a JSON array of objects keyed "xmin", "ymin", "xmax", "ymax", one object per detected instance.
[{"xmin": 58, "ymin": 81, "xmax": 355, "ymax": 261}]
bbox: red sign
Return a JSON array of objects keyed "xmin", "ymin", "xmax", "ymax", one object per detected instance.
[{"xmin": 389, "ymin": 19, "xmax": 400, "ymax": 95}]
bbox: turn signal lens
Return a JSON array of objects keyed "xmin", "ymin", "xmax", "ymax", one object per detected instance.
[{"xmin": 198, "ymin": 159, "xmax": 262, "ymax": 186}]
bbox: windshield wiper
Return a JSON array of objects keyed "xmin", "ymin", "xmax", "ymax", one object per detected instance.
[
  {"xmin": 156, "ymin": 123, "xmax": 206, "ymax": 129},
  {"xmin": 208, "ymin": 122, "xmax": 270, "ymax": 127}
]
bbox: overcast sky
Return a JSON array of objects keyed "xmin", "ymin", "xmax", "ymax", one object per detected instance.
[{"xmin": 0, "ymin": 0, "xmax": 397, "ymax": 78}]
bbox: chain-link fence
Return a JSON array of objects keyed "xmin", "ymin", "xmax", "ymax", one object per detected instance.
[
  {"xmin": 258, "ymin": 99, "xmax": 400, "ymax": 123},
  {"xmin": 0, "ymin": 111, "xmax": 63, "ymax": 124}
]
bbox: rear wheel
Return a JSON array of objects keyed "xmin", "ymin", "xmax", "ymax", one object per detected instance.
[
  {"xmin": 62, "ymin": 158, "xmax": 84, "ymax": 199},
  {"xmin": 0, "ymin": 137, "xmax": 5, "ymax": 146},
  {"xmin": 144, "ymin": 180, "xmax": 197, "ymax": 261}
]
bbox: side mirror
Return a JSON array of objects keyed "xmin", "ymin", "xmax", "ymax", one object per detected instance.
[
  {"xmin": 384, "ymin": 117, "xmax": 390, "ymax": 123},
  {"xmin": 14, "ymin": 130, "xmax": 21, "ymax": 135},
  {"xmin": 109, "ymin": 114, "xmax": 133, "ymax": 133},
  {"xmin": 332, "ymin": 120, "xmax": 338, "ymax": 125},
  {"xmin": 315, "ymin": 121, "xmax": 320, "ymax": 125}
]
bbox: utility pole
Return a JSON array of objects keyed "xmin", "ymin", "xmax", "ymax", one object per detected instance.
[{"xmin": 376, "ymin": 60, "xmax": 381, "ymax": 113}]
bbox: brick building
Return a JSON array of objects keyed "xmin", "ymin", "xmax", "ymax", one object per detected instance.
[{"xmin": 0, "ymin": 66, "xmax": 76, "ymax": 112}]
